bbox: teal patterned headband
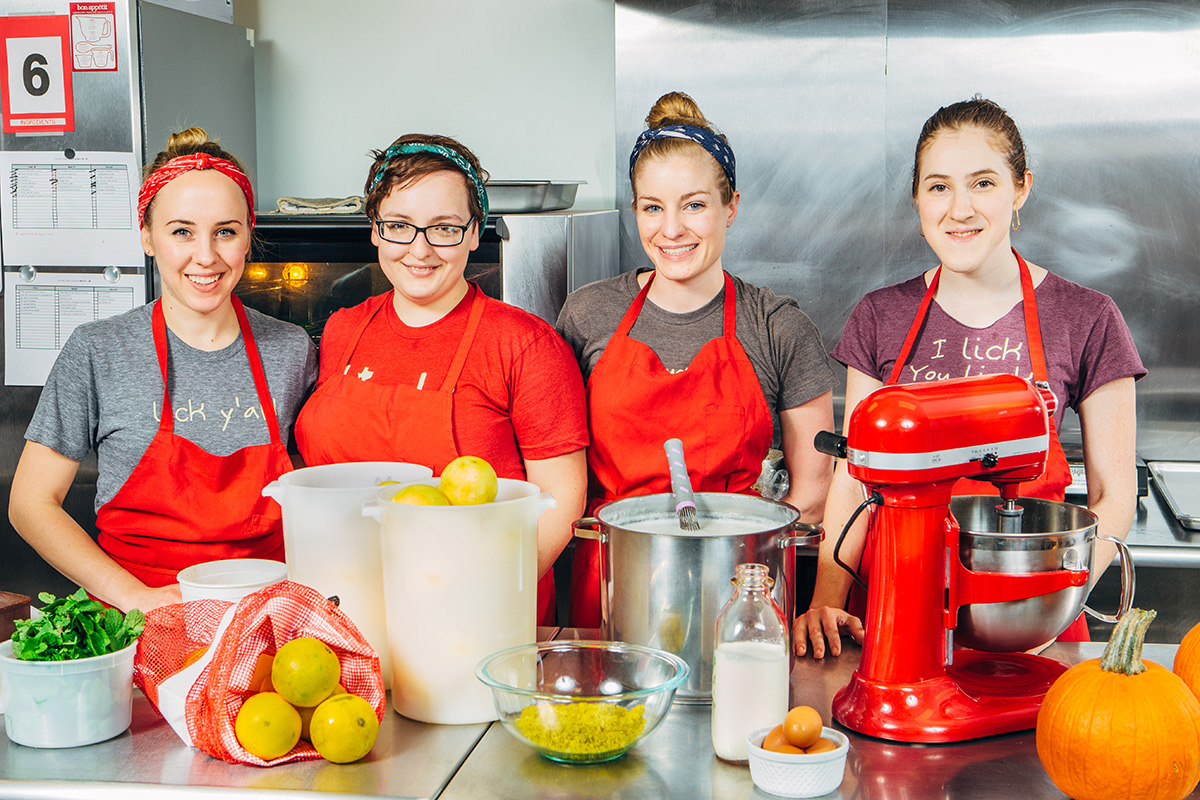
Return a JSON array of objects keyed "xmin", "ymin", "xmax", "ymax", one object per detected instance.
[{"xmin": 369, "ymin": 142, "xmax": 489, "ymax": 225}]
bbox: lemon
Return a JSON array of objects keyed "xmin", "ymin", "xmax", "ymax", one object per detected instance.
[
  {"xmin": 309, "ymin": 693, "xmax": 380, "ymax": 764},
  {"xmin": 235, "ymin": 692, "xmax": 301, "ymax": 760},
  {"xmin": 439, "ymin": 456, "xmax": 498, "ymax": 505},
  {"xmin": 299, "ymin": 683, "xmax": 346, "ymax": 741},
  {"xmin": 390, "ymin": 484, "xmax": 452, "ymax": 505},
  {"xmin": 272, "ymin": 637, "xmax": 342, "ymax": 708},
  {"xmin": 376, "ymin": 480, "xmax": 401, "ymax": 486}
]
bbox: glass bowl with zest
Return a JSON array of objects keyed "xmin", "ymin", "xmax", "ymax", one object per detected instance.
[{"xmin": 475, "ymin": 640, "xmax": 689, "ymax": 763}]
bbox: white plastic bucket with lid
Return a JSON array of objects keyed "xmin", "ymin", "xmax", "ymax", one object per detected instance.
[
  {"xmin": 262, "ymin": 461, "xmax": 433, "ymax": 688},
  {"xmin": 364, "ymin": 478, "xmax": 555, "ymax": 724},
  {"xmin": 176, "ymin": 558, "xmax": 288, "ymax": 602},
  {"xmin": 0, "ymin": 639, "xmax": 137, "ymax": 748}
]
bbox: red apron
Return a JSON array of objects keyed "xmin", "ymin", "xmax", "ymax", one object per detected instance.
[
  {"xmin": 96, "ymin": 297, "xmax": 291, "ymax": 588},
  {"xmin": 570, "ymin": 272, "xmax": 775, "ymax": 627},
  {"xmin": 294, "ymin": 288, "xmax": 557, "ymax": 625},
  {"xmin": 849, "ymin": 250, "xmax": 1086, "ymax": 641}
]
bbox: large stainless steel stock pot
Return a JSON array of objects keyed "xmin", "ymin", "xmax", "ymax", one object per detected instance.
[
  {"xmin": 572, "ymin": 492, "xmax": 823, "ymax": 703},
  {"xmin": 951, "ymin": 496, "xmax": 1135, "ymax": 652}
]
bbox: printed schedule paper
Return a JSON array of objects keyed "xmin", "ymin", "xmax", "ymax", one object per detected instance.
[
  {"xmin": 4, "ymin": 266, "xmax": 145, "ymax": 386},
  {"xmin": 1, "ymin": 150, "xmax": 141, "ymax": 266}
]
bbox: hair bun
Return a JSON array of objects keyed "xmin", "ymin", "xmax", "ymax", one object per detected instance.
[
  {"xmin": 645, "ymin": 91, "xmax": 711, "ymax": 131},
  {"xmin": 166, "ymin": 127, "xmax": 213, "ymax": 158}
]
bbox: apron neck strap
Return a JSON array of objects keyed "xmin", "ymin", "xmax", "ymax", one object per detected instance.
[
  {"xmin": 615, "ymin": 270, "xmax": 735, "ymax": 338},
  {"xmin": 437, "ymin": 286, "xmax": 487, "ymax": 392},
  {"xmin": 151, "ymin": 297, "xmax": 283, "ymax": 443},
  {"xmin": 886, "ymin": 249, "xmax": 1047, "ymax": 386}
]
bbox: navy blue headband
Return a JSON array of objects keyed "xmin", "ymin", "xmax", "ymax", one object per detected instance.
[
  {"xmin": 628, "ymin": 124, "xmax": 736, "ymax": 191},
  {"xmin": 369, "ymin": 142, "xmax": 489, "ymax": 225}
]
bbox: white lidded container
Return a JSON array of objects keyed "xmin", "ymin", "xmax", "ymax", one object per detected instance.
[
  {"xmin": 0, "ymin": 638, "xmax": 137, "ymax": 748},
  {"xmin": 176, "ymin": 558, "xmax": 287, "ymax": 602},
  {"xmin": 364, "ymin": 478, "xmax": 555, "ymax": 724},
  {"xmin": 262, "ymin": 461, "xmax": 434, "ymax": 689}
]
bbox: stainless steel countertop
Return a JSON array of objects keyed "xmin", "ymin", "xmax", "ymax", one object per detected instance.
[
  {"xmin": 440, "ymin": 640, "xmax": 1192, "ymax": 800},
  {"xmin": 1121, "ymin": 482, "xmax": 1200, "ymax": 567},
  {"xmin": 5, "ymin": 639, "xmax": 1184, "ymax": 799}
]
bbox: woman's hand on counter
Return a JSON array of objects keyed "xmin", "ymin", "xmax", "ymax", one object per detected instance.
[
  {"xmin": 126, "ymin": 583, "xmax": 184, "ymax": 613},
  {"xmin": 793, "ymin": 606, "xmax": 864, "ymax": 659}
]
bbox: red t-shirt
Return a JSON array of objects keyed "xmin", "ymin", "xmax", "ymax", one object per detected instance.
[{"xmin": 313, "ymin": 287, "xmax": 588, "ymax": 479}]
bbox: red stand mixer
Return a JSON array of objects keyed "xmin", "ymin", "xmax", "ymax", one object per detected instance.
[{"xmin": 816, "ymin": 373, "xmax": 1089, "ymax": 743}]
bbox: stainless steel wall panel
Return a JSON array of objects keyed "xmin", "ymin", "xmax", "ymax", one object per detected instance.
[
  {"xmin": 616, "ymin": 0, "xmax": 888, "ymax": 423},
  {"xmin": 616, "ymin": 0, "xmax": 1200, "ymax": 460}
]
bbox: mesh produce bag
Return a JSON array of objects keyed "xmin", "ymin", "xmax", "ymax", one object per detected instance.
[{"xmin": 134, "ymin": 580, "xmax": 385, "ymax": 766}]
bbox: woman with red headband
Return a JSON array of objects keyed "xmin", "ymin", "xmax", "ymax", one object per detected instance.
[
  {"xmin": 10, "ymin": 128, "xmax": 316, "ymax": 612},
  {"xmin": 294, "ymin": 133, "xmax": 587, "ymax": 626}
]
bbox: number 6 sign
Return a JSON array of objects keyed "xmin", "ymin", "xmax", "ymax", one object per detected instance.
[{"xmin": 1, "ymin": 15, "xmax": 75, "ymax": 134}]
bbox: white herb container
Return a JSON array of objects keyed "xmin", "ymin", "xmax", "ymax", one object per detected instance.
[{"xmin": 0, "ymin": 638, "xmax": 137, "ymax": 748}]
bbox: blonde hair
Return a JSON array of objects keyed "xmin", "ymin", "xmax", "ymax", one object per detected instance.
[
  {"xmin": 144, "ymin": 127, "xmax": 248, "ymax": 177},
  {"xmin": 632, "ymin": 92, "xmax": 734, "ymax": 204}
]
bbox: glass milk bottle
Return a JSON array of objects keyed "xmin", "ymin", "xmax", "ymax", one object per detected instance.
[{"xmin": 711, "ymin": 562, "xmax": 790, "ymax": 762}]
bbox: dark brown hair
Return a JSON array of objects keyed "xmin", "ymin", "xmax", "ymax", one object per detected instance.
[
  {"xmin": 633, "ymin": 91, "xmax": 734, "ymax": 204},
  {"xmin": 911, "ymin": 96, "xmax": 1029, "ymax": 197},
  {"xmin": 363, "ymin": 133, "xmax": 488, "ymax": 223}
]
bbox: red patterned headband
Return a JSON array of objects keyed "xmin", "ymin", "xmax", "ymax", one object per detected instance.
[{"xmin": 137, "ymin": 152, "xmax": 256, "ymax": 228}]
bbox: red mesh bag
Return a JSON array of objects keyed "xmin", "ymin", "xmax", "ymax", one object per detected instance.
[{"xmin": 134, "ymin": 580, "xmax": 385, "ymax": 766}]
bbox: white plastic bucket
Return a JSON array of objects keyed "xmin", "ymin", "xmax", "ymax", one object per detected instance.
[
  {"xmin": 262, "ymin": 461, "xmax": 433, "ymax": 688},
  {"xmin": 0, "ymin": 639, "xmax": 137, "ymax": 748},
  {"xmin": 364, "ymin": 478, "xmax": 555, "ymax": 724},
  {"xmin": 176, "ymin": 558, "xmax": 288, "ymax": 602}
]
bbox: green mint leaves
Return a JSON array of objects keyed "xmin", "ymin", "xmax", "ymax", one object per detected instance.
[{"xmin": 10, "ymin": 589, "xmax": 145, "ymax": 661}]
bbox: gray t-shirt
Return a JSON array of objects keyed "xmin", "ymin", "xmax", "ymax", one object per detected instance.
[
  {"xmin": 556, "ymin": 270, "xmax": 837, "ymax": 447},
  {"xmin": 26, "ymin": 303, "xmax": 317, "ymax": 511}
]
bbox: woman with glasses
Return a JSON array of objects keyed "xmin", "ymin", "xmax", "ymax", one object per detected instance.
[
  {"xmin": 10, "ymin": 128, "xmax": 316, "ymax": 612},
  {"xmin": 555, "ymin": 92, "xmax": 838, "ymax": 627},
  {"xmin": 295, "ymin": 133, "xmax": 588, "ymax": 625}
]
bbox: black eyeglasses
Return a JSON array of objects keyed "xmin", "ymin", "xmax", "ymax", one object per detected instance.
[{"xmin": 374, "ymin": 219, "xmax": 473, "ymax": 247}]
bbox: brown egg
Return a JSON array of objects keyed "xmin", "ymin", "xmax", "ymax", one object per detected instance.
[
  {"xmin": 804, "ymin": 736, "xmax": 838, "ymax": 754},
  {"xmin": 783, "ymin": 705, "xmax": 824, "ymax": 749},
  {"xmin": 762, "ymin": 725, "xmax": 805, "ymax": 754}
]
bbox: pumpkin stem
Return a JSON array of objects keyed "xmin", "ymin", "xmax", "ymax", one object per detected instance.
[{"xmin": 1099, "ymin": 608, "xmax": 1156, "ymax": 676}]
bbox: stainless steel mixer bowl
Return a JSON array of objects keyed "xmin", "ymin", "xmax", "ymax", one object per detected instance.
[{"xmin": 951, "ymin": 496, "xmax": 1131, "ymax": 653}]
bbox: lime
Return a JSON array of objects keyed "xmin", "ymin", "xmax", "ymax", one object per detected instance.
[
  {"xmin": 271, "ymin": 637, "xmax": 341, "ymax": 708},
  {"xmin": 390, "ymin": 484, "xmax": 452, "ymax": 505},
  {"xmin": 235, "ymin": 692, "xmax": 301, "ymax": 760},
  {"xmin": 310, "ymin": 693, "xmax": 380, "ymax": 764},
  {"xmin": 439, "ymin": 456, "xmax": 498, "ymax": 505}
]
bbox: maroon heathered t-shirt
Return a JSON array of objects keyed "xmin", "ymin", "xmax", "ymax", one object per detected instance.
[{"xmin": 831, "ymin": 271, "xmax": 1146, "ymax": 429}]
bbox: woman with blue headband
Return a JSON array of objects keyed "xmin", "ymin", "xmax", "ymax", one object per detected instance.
[
  {"xmin": 556, "ymin": 92, "xmax": 838, "ymax": 627},
  {"xmin": 295, "ymin": 133, "xmax": 588, "ymax": 626}
]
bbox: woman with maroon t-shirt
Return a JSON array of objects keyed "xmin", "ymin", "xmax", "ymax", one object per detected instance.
[
  {"xmin": 795, "ymin": 98, "xmax": 1145, "ymax": 658},
  {"xmin": 294, "ymin": 133, "xmax": 588, "ymax": 625}
]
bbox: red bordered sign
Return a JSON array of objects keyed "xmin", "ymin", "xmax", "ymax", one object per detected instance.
[{"xmin": 1, "ymin": 15, "xmax": 75, "ymax": 134}]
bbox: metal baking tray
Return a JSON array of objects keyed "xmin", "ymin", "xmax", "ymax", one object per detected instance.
[
  {"xmin": 485, "ymin": 181, "xmax": 584, "ymax": 213},
  {"xmin": 1148, "ymin": 461, "xmax": 1200, "ymax": 530}
]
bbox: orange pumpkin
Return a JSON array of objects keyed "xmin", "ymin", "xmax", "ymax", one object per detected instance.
[
  {"xmin": 1173, "ymin": 620, "xmax": 1200, "ymax": 700},
  {"xmin": 1036, "ymin": 608, "xmax": 1200, "ymax": 800}
]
